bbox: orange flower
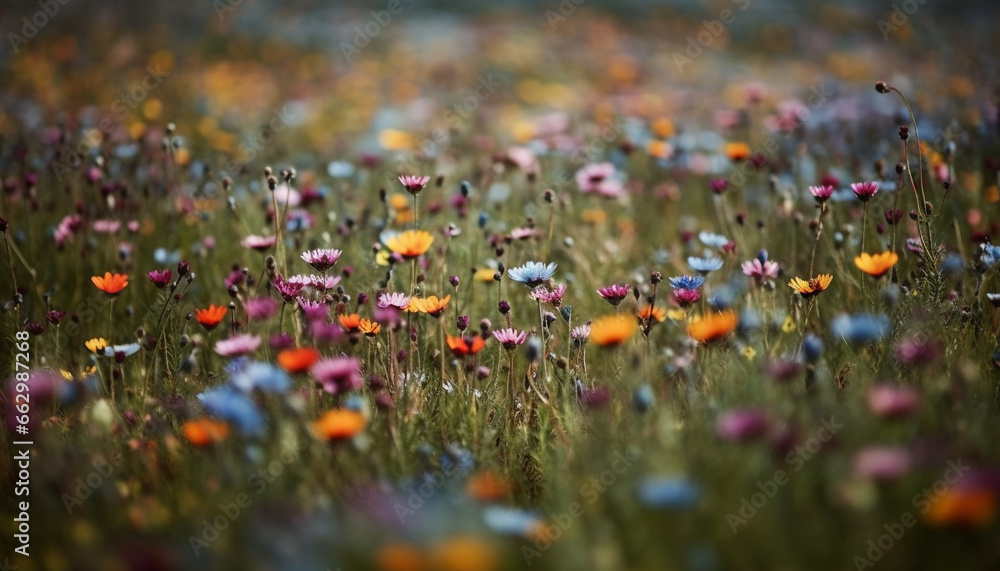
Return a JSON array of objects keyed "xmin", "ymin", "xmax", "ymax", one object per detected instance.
[
  {"xmin": 407, "ymin": 295, "xmax": 451, "ymax": 317},
  {"xmin": 923, "ymin": 488, "xmax": 997, "ymax": 527},
  {"xmin": 589, "ymin": 315, "xmax": 637, "ymax": 347},
  {"xmin": 91, "ymin": 272, "xmax": 128, "ymax": 296},
  {"xmin": 386, "ymin": 230, "xmax": 434, "ymax": 259},
  {"xmin": 338, "ymin": 313, "xmax": 362, "ymax": 331},
  {"xmin": 466, "ymin": 471, "xmax": 511, "ymax": 502},
  {"xmin": 312, "ymin": 409, "xmax": 366, "ymax": 440},
  {"xmin": 183, "ymin": 418, "xmax": 230, "ymax": 446},
  {"xmin": 446, "ymin": 334, "xmax": 486, "ymax": 356},
  {"xmin": 427, "ymin": 536, "xmax": 498, "ymax": 571},
  {"xmin": 194, "ymin": 304, "xmax": 228, "ymax": 330},
  {"xmin": 724, "ymin": 142, "xmax": 751, "ymax": 161},
  {"xmin": 359, "ymin": 318, "xmax": 381, "ymax": 336},
  {"xmin": 637, "ymin": 305, "xmax": 666, "ymax": 323},
  {"xmin": 855, "ymin": 251, "xmax": 898, "ymax": 277},
  {"xmin": 376, "ymin": 543, "xmax": 425, "ymax": 571},
  {"xmin": 788, "ymin": 274, "xmax": 833, "ymax": 298},
  {"xmin": 687, "ymin": 310, "xmax": 739, "ymax": 343},
  {"xmin": 277, "ymin": 347, "xmax": 319, "ymax": 373}
]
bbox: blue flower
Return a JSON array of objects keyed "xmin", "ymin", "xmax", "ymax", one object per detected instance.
[
  {"xmin": 801, "ymin": 334, "xmax": 824, "ymax": 363},
  {"xmin": 154, "ymin": 247, "xmax": 181, "ymax": 265},
  {"xmin": 507, "ymin": 261, "xmax": 557, "ymax": 287},
  {"xmin": 197, "ymin": 386, "xmax": 265, "ymax": 435},
  {"xmin": 669, "ymin": 275, "xmax": 705, "ymax": 290},
  {"xmin": 982, "ymin": 244, "xmax": 1000, "ymax": 268},
  {"xmin": 698, "ymin": 231, "xmax": 729, "ymax": 249},
  {"xmin": 230, "ymin": 361, "xmax": 291, "ymax": 393},
  {"xmin": 101, "ymin": 343, "xmax": 141, "ymax": 358},
  {"xmin": 633, "ymin": 384, "xmax": 654, "ymax": 413},
  {"xmin": 637, "ymin": 476, "xmax": 700, "ymax": 508},
  {"xmin": 830, "ymin": 313, "xmax": 890, "ymax": 345},
  {"xmin": 483, "ymin": 507, "xmax": 543, "ymax": 537},
  {"xmin": 687, "ymin": 255, "xmax": 724, "ymax": 274}
]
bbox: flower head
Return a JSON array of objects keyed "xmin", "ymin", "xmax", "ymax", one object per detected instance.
[
  {"xmin": 687, "ymin": 310, "xmax": 738, "ymax": 343},
  {"xmin": 724, "ymin": 142, "xmax": 751, "ymax": 161},
  {"xmin": 85, "ymin": 337, "xmax": 108, "ymax": 354},
  {"xmin": 507, "ymin": 261, "xmax": 557, "ymax": 287},
  {"xmin": 830, "ymin": 313, "xmax": 890, "ymax": 344},
  {"xmin": 91, "ymin": 272, "xmax": 128, "ymax": 296},
  {"xmin": 406, "ymin": 295, "xmax": 451, "ymax": 317},
  {"xmin": 399, "ymin": 175, "xmax": 431, "ymax": 194},
  {"xmin": 300, "ymin": 248, "xmax": 342, "ymax": 272},
  {"xmin": 183, "ymin": 418, "xmax": 230, "ymax": 446},
  {"xmin": 687, "ymin": 256, "xmax": 724, "ymax": 274},
  {"xmin": 597, "ymin": 284, "xmax": 630, "ymax": 307},
  {"xmin": 378, "ymin": 292, "xmax": 411, "ymax": 310},
  {"xmin": 492, "ymin": 328, "xmax": 528, "ymax": 350},
  {"xmin": 589, "ymin": 315, "xmax": 637, "ymax": 347},
  {"xmin": 809, "ymin": 185, "xmax": 834, "ymax": 203},
  {"xmin": 741, "ymin": 258, "xmax": 780, "ymax": 281},
  {"xmin": 575, "ymin": 163, "xmax": 624, "ymax": 198},
  {"xmin": 277, "ymin": 347, "xmax": 320, "ymax": 373},
  {"xmin": 787, "ymin": 274, "xmax": 833, "ymax": 298},
  {"xmin": 385, "ymin": 230, "xmax": 434, "ymax": 259},
  {"xmin": 241, "ymin": 235, "xmax": 278, "ymax": 251},
  {"xmin": 855, "ymin": 251, "xmax": 898, "ymax": 277},
  {"xmin": 447, "ymin": 334, "xmax": 487, "ymax": 357},
  {"xmin": 215, "ymin": 334, "xmax": 262, "ymax": 357},
  {"xmin": 310, "ymin": 357, "xmax": 363, "ymax": 394},
  {"xmin": 530, "ymin": 284, "xmax": 566, "ymax": 306},
  {"xmin": 195, "ymin": 305, "xmax": 228, "ymax": 330},
  {"xmin": 313, "ymin": 409, "xmax": 366, "ymax": 440},
  {"xmin": 851, "ymin": 181, "xmax": 880, "ymax": 202},
  {"xmin": 147, "ymin": 269, "xmax": 172, "ymax": 288},
  {"xmin": 672, "ymin": 288, "xmax": 701, "ymax": 306},
  {"xmin": 668, "ymin": 275, "xmax": 705, "ymax": 290}
]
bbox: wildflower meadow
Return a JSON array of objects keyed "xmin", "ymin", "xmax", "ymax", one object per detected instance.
[{"xmin": 1, "ymin": 1, "xmax": 999, "ymax": 570}]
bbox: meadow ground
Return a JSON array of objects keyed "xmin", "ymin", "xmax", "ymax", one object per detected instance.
[{"xmin": 1, "ymin": 1, "xmax": 1000, "ymax": 570}]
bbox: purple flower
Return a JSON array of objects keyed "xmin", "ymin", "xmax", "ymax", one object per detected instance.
[
  {"xmin": 310, "ymin": 357, "xmax": 363, "ymax": 394},
  {"xmin": 297, "ymin": 298, "xmax": 329, "ymax": 322},
  {"xmin": 894, "ymin": 337, "xmax": 940, "ymax": 366},
  {"xmin": 530, "ymin": 284, "xmax": 566, "ymax": 306},
  {"xmin": 241, "ymin": 235, "xmax": 278, "ymax": 251},
  {"xmin": 672, "ymin": 288, "xmax": 700, "ymax": 306},
  {"xmin": 709, "ymin": 178, "xmax": 728, "ymax": 194},
  {"xmin": 716, "ymin": 409, "xmax": 769, "ymax": 442},
  {"xmin": 741, "ymin": 258, "xmax": 780, "ymax": 281},
  {"xmin": 575, "ymin": 163, "xmax": 623, "ymax": 198},
  {"xmin": 377, "ymin": 292, "xmax": 410, "ymax": 310},
  {"xmin": 272, "ymin": 275, "xmax": 304, "ymax": 302},
  {"xmin": 244, "ymin": 297, "xmax": 279, "ymax": 321},
  {"xmin": 45, "ymin": 309, "xmax": 67, "ymax": 325},
  {"xmin": 851, "ymin": 181, "xmax": 879, "ymax": 202},
  {"xmin": 399, "ymin": 175, "xmax": 431, "ymax": 194},
  {"xmin": 147, "ymin": 269, "xmax": 172, "ymax": 288}
]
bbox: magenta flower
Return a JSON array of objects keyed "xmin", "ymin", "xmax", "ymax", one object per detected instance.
[
  {"xmin": 808, "ymin": 185, "xmax": 834, "ymax": 203},
  {"xmin": 272, "ymin": 275, "xmax": 304, "ymax": 302},
  {"xmin": 741, "ymin": 259, "xmax": 780, "ymax": 281},
  {"xmin": 310, "ymin": 357, "xmax": 363, "ymax": 394},
  {"xmin": 709, "ymin": 178, "xmax": 728, "ymax": 194},
  {"xmin": 244, "ymin": 297, "xmax": 279, "ymax": 321},
  {"xmin": 492, "ymin": 328, "xmax": 528, "ymax": 350},
  {"xmin": 530, "ymin": 284, "xmax": 567, "ymax": 306},
  {"xmin": 597, "ymin": 284, "xmax": 630, "ymax": 308},
  {"xmin": 44, "ymin": 309, "xmax": 67, "ymax": 325},
  {"xmin": 571, "ymin": 324, "xmax": 591, "ymax": 344},
  {"xmin": 92, "ymin": 219, "xmax": 121, "ymax": 234},
  {"xmin": 296, "ymin": 298, "xmax": 329, "ymax": 322},
  {"xmin": 672, "ymin": 288, "xmax": 701, "ymax": 306},
  {"xmin": 716, "ymin": 409, "xmax": 769, "ymax": 442},
  {"xmin": 851, "ymin": 181, "xmax": 880, "ymax": 202},
  {"xmin": 241, "ymin": 235, "xmax": 278, "ymax": 251},
  {"xmin": 867, "ymin": 385, "xmax": 920, "ymax": 418},
  {"xmin": 398, "ymin": 175, "xmax": 431, "ymax": 194},
  {"xmin": 147, "ymin": 269, "xmax": 172, "ymax": 288},
  {"xmin": 214, "ymin": 334, "xmax": 262, "ymax": 357},
  {"xmin": 301, "ymin": 248, "xmax": 343, "ymax": 272}
]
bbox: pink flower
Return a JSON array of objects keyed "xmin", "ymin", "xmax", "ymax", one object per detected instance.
[
  {"xmin": 377, "ymin": 292, "xmax": 411, "ymax": 310},
  {"xmin": 809, "ymin": 185, "xmax": 834, "ymax": 203},
  {"xmin": 853, "ymin": 446, "xmax": 912, "ymax": 481},
  {"xmin": 296, "ymin": 298, "xmax": 329, "ymax": 322},
  {"xmin": 530, "ymin": 284, "xmax": 566, "ymax": 306},
  {"xmin": 214, "ymin": 334, "xmax": 261, "ymax": 357},
  {"xmin": 867, "ymin": 385, "xmax": 921, "ymax": 418},
  {"xmin": 597, "ymin": 284, "xmax": 630, "ymax": 307},
  {"xmin": 399, "ymin": 175, "xmax": 431, "ymax": 194},
  {"xmin": 147, "ymin": 269, "xmax": 172, "ymax": 288},
  {"xmin": 672, "ymin": 288, "xmax": 701, "ymax": 306},
  {"xmin": 716, "ymin": 409, "xmax": 769, "ymax": 442},
  {"xmin": 244, "ymin": 297, "xmax": 279, "ymax": 320},
  {"xmin": 741, "ymin": 259, "xmax": 780, "ymax": 281},
  {"xmin": 575, "ymin": 163, "xmax": 624, "ymax": 198},
  {"xmin": 92, "ymin": 219, "xmax": 121, "ymax": 234},
  {"xmin": 272, "ymin": 275, "xmax": 304, "ymax": 301},
  {"xmin": 492, "ymin": 328, "xmax": 528, "ymax": 350},
  {"xmin": 241, "ymin": 235, "xmax": 278, "ymax": 251},
  {"xmin": 300, "ymin": 248, "xmax": 343, "ymax": 272},
  {"xmin": 310, "ymin": 357, "xmax": 362, "ymax": 394},
  {"xmin": 851, "ymin": 181, "xmax": 880, "ymax": 202}
]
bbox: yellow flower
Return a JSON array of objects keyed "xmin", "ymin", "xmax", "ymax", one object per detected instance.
[
  {"xmin": 407, "ymin": 295, "xmax": 451, "ymax": 317},
  {"xmin": 666, "ymin": 309, "xmax": 687, "ymax": 321},
  {"xmin": 855, "ymin": 251, "xmax": 899, "ymax": 277},
  {"xmin": 386, "ymin": 230, "xmax": 434, "ymax": 259},
  {"xmin": 742, "ymin": 346, "xmax": 757, "ymax": 360},
  {"xmin": 788, "ymin": 274, "xmax": 833, "ymax": 298},
  {"xmin": 474, "ymin": 267, "xmax": 498, "ymax": 282},
  {"xmin": 782, "ymin": 316, "xmax": 796, "ymax": 333},
  {"xmin": 86, "ymin": 338, "xmax": 108, "ymax": 354}
]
